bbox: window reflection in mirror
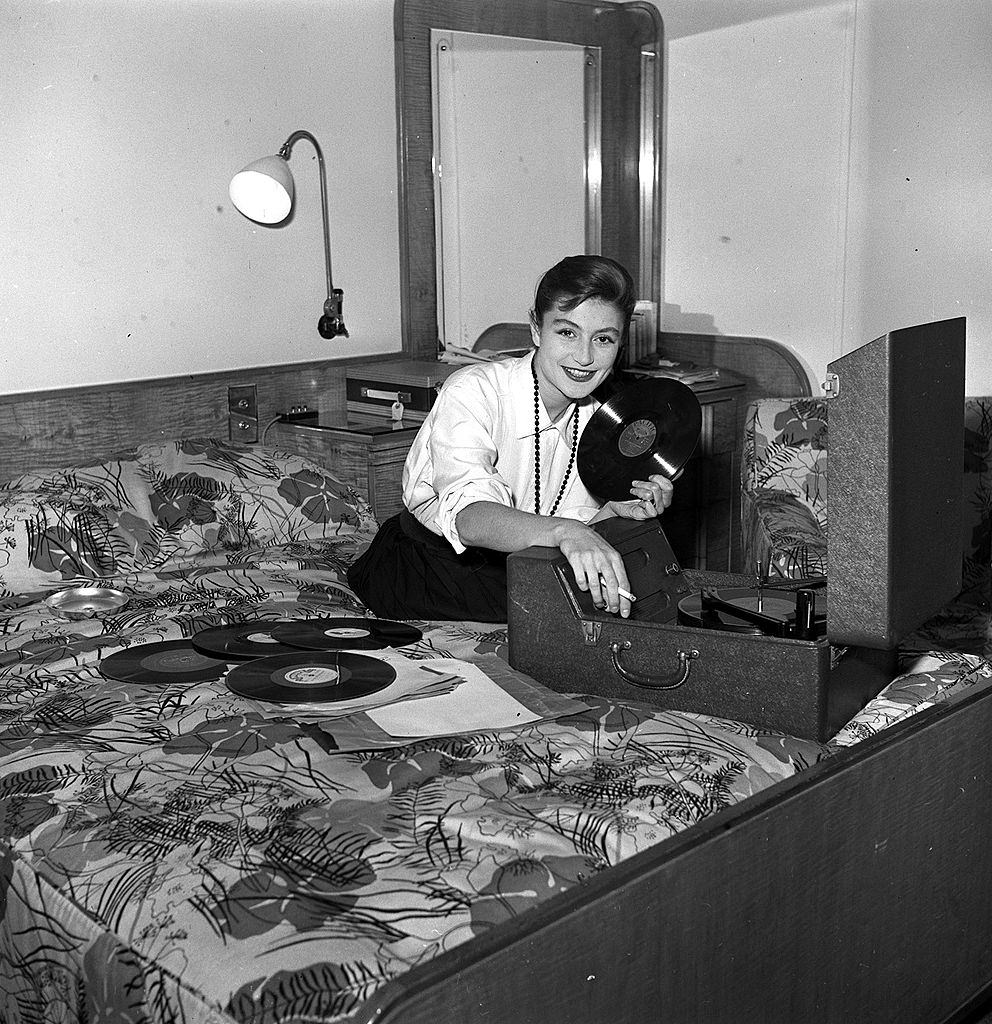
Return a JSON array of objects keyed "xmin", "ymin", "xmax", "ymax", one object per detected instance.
[{"xmin": 432, "ymin": 30, "xmax": 599, "ymax": 353}]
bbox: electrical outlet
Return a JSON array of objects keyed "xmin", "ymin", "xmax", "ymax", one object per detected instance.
[
  {"xmin": 279, "ymin": 404, "xmax": 319, "ymax": 423},
  {"xmin": 228, "ymin": 384, "xmax": 257, "ymax": 418},
  {"xmin": 228, "ymin": 384, "xmax": 258, "ymax": 442}
]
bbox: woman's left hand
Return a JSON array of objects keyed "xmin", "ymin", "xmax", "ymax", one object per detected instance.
[{"xmin": 607, "ymin": 474, "xmax": 674, "ymax": 520}]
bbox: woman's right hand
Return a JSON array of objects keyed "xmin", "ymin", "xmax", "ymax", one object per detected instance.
[{"xmin": 554, "ymin": 520, "xmax": 633, "ymax": 618}]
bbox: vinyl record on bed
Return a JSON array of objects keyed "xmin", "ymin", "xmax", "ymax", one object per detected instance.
[
  {"xmin": 271, "ymin": 617, "xmax": 423, "ymax": 651},
  {"xmin": 191, "ymin": 622, "xmax": 301, "ymax": 660},
  {"xmin": 225, "ymin": 651, "xmax": 396, "ymax": 703},
  {"xmin": 99, "ymin": 640, "xmax": 230, "ymax": 684},
  {"xmin": 577, "ymin": 378, "xmax": 703, "ymax": 502}
]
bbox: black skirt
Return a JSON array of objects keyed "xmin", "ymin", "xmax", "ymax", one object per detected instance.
[{"xmin": 346, "ymin": 510, "xmax": 509, "ymax": 623}]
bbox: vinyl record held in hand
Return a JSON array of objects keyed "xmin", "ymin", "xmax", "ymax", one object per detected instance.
[
  {"xmin": 271, "ymin": 617, "xmax": 423, "ymax": 651},
  {"xmin": 577, "ymin": 378, "xmax": 702, "ymax": 503},
  {"xmin": 226, "ymin": 651, "xmax": 396, "ymax": 703},
  {"xmin": 191, "ymin": 622, "xmax": 301, "ymax": 660},
  {"xmin": 99, "ymin": 640, "xmax": 230, "ymax": 685}
]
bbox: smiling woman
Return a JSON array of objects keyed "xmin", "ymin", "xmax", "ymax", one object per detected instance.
[{"xmin": 346, "ymin": 255, "xmax": 674, "ymax": 623}]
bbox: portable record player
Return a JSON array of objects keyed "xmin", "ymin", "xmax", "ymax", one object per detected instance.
[{"xmin": 508, "ymin": 317, "xmax": 966, "ymax": 740}]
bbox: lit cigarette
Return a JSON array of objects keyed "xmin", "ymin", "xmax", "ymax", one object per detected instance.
[{"xmin": 600, "ymin": 575, "xmax": 637, "ymax": 603}]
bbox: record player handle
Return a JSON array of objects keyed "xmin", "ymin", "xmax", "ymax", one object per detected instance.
[{"xmin": 610, "ymin": 640, "xmax": 699, "ymax": 690}]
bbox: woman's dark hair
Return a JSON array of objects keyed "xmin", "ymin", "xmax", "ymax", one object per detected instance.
[{"xmin": 531, "ymin": 255, "xmax": 637, "ymax": 338}]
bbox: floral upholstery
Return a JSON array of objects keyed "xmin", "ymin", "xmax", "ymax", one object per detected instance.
[
  {"xmin": 0, "ymin": 438, "xmax": 378, "ymax": 597},
  {"xmin": 741, "ymin": 398, "xmax": 829, "ymax": 579},
  {"xmin": 741, "ymin": 396, "xmax": 992, "ymax": 657}
]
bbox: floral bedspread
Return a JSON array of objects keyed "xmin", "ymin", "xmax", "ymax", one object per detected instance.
[{"xmin": 0, "ymin": 438, "xmax": 987, "ymax": 1024}]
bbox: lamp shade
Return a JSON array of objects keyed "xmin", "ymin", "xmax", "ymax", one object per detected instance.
[{"xmin": 229, "ymin": 154, "xmax": 295, "ymax": 224}]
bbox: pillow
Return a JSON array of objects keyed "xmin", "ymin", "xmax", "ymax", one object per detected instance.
[
  {"xmin": 745, "ymin": 401, "xmax": 828, "ymax": 518},
  {"xmin": 751, "ymin": 446, "xmax": 828, "ymax": 518},
  {"xmin": 1, "ymin": 438, "xmax": 379, "ymax": 576},
  {"xmin": 137, "ymin": 436, "xmax": 374, "ymax": 533},
  {"xmin": 0, "ymin": 492, "xmax": 124, "ymax": 595}
]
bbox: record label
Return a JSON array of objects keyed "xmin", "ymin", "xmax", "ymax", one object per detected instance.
[
  {"xmin": 578, "ymin": 378, "xmax": 702, "ymax": 503},
  {"xmin": 272, "ymin": 617, "xmax": 423, "ymax": 651},
  {"xmin": 283, "ymin": 666, "xmax": 341, "ymax": 687},
  {"xmin": 226, "ymin": 651, "xmax": 396, "ymax": 703},
  {"xmin": 618, "ymin": 418, "xmax": 658, "ymax": 459},
  {"xmin": 248, "ymin": 632, "xmax": 281, "ymax": 644},
  {"xmin": 99, "ymin": 640, "xmax": 229, "ymax": 685}
]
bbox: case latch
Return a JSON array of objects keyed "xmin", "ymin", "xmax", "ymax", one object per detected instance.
[
  {"xmin": 581, "ymin": 620, "xmax": 602, "ymax": 645},
  {"xmin": 822, "ymin": 371, "xmax": 841, "ymax": 399}
]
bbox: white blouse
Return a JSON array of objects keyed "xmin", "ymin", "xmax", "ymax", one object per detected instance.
[{"xmin": 403, "ymin": 351, "xmax": 603, "ymax": 553}]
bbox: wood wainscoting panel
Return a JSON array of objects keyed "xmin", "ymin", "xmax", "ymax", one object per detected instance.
[{"xmin": 0, "ymin": 355, "xmax": 401, "ymax": 480}]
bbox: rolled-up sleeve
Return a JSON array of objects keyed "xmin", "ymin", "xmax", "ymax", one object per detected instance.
[
  {"xmin": 429, "ymin": 378, "xmax": 515, "ymax": 550},
  {"xmin": 404, "ymin": 370, "xmax": 516, "ymax": 553}
]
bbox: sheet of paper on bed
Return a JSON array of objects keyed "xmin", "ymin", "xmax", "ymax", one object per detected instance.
[{"xmin": 366, "ymin": 658, "xmax": 540, "ymax": 737}]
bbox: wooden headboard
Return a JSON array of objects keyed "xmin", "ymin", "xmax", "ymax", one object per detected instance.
[
  {"xmin": 659, "ymin": 329, "xmax": 814, "ymax": 406},
  {"xmin": 0, "ymin": 334, "xmax": 811, "ymax": 481},
  {"xmin": 0, "ymin": 355, "xmax": 397, "ymax": 481}
]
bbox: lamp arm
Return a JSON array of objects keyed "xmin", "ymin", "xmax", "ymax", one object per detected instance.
[
  {"xmin": 279, "ymin": 130, "xmax": 348, "ymax": 338},
  {"xmin": 279, "ymin": 130, "xmax": 333, "ymax": 299}
]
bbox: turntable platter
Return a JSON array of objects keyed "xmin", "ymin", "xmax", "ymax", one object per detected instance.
[{"xmin": 678, "ymin": 585, "xmax": 828, "ymax": 639}]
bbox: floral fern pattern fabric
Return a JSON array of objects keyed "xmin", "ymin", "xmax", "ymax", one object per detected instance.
[
  {"xmin": 741, "ymin": 398, "xmax": 830, "ymax": 579},
  {"xmin": 0, "ymin": 438, "xmax": 378, "ymax": 595},
  {"xmin": 0, "ymin": 437, "xmax": 986, "ymax": 1023}
]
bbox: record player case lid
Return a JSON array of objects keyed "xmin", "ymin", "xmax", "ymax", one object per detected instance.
[{"xmin": 824, "ymin": 316, "xmax": 965, "ymax": 650}]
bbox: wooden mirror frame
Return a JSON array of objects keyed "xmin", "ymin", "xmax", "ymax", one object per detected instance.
[{"xmin": 394, "ymin": 0, "xmax": 664, "ymax": 360}]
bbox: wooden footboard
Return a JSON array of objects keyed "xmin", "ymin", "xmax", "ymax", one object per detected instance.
[{"xmin": 356, "ymin": 678, "xmax": 992, "ymax": 1024}]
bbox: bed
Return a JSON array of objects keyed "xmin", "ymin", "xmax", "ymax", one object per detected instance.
[{"xmin": 1, "ymin": 436, "xmax": 990, "ymax": 1024}]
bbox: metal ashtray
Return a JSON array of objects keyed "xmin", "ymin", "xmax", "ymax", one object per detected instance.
[{"xmin": 45, "ymin": 586, "xmax": 129, "ymax": 620}]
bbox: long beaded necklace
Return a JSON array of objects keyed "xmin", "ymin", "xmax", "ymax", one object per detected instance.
[{"xmin": 532, "ymin": 357, "xmax": 579, "ymax": 517}]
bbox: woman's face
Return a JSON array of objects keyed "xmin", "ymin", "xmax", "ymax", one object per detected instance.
[{"xmin": 531, "ymin": 297, "xmax": 624, "ymax": 418}]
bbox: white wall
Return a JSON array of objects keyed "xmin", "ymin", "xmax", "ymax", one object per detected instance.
[
  {"xmin": 661, "ymin": 0, "xmax": 854, "ymax": 392},
  {"xmin": 842, "ymin": 0, "xmax": 992, "ymax": 392},
  {"xmin": 7, "ymin": 0, "xmax": 991, "ymax": 398},
  {"xmin": 660, "ymin": 0, "xmax": 992, "ymax": 396},
  {"xmin": 2, "ymin": 0, "xmax": 400, "ymax": 395}
]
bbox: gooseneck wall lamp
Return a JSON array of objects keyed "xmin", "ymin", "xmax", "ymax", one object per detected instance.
[{"xmin": 229, "ymin": 130, "xmax": 348, "ymax": 339}]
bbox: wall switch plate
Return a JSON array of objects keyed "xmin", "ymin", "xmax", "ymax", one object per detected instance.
[{"xmin": 228, "ymin": 384, "xmax": 258, "ymax": 442}]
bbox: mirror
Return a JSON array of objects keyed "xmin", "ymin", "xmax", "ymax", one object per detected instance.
[
  {"xmin": 395, "ymin": 0, "xmax": 663, "ymax": 363},
  {"xmin": 432, "ymin": 30, "xmax": 593, "ymax": 353}
]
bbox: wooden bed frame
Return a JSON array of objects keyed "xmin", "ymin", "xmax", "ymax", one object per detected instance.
[
  {"xmin": 0, "ymin": 367, "xmax": 989, "ymax": 1023},
  {"xmin": 356, "ymin": 675, "xmax": 992, "ymax": 1024}
]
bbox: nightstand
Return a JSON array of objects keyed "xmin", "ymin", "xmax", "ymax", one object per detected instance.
[
  {"xmin": 659, "ymin": 375, "xmax": 746, "ymax": 572},
  {"xmin": 271, "ymin": 415, "xmax": 421, "ymax": 524}
]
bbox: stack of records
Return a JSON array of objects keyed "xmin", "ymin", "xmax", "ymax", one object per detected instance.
[{"xmin": 96, "ymin": 617, "xmax": 427, "ymax": 708}]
